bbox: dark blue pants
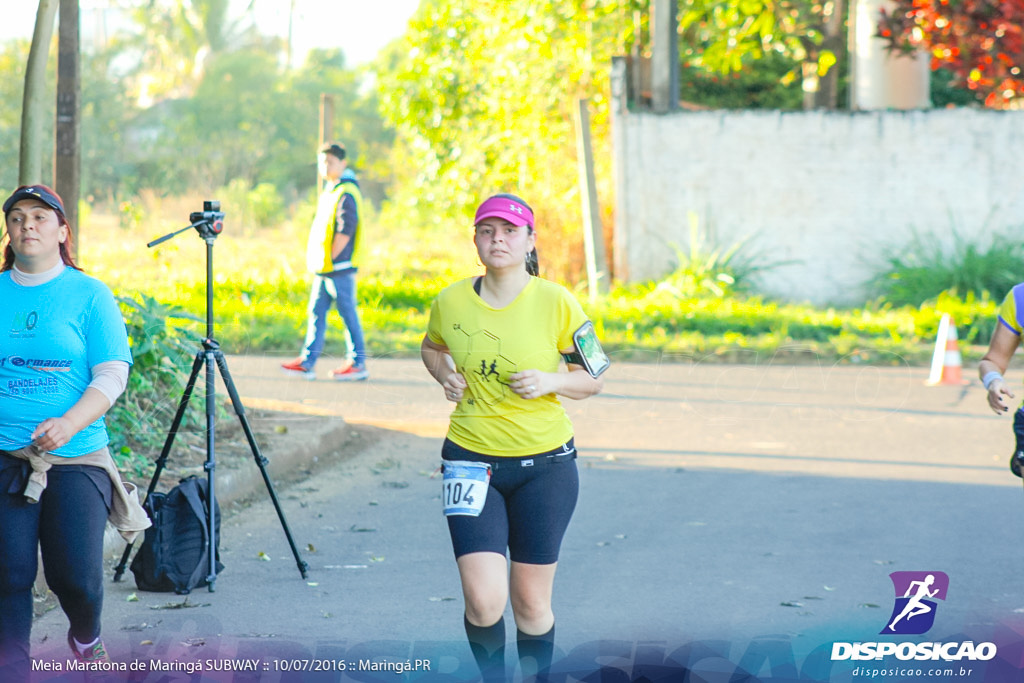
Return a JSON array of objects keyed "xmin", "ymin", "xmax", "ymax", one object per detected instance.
[
  {"xmin": 0, "ymin": 455, "xmax": 112, "ymax": 678},
  {"xmin": 301, "ymin": 269, "xmax": 366, "ymax": 368}
]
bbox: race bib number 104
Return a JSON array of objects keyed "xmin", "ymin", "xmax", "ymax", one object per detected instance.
[{"xmin": 442, "ymin": 460, "xmax": 491, "ymax": 517}]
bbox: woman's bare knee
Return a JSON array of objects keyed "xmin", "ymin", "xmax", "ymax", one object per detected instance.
[
  {"xmin": 510, "ymin": 593, "xmax": 552, "ymax": 626},
  {"xmin": 465, "ymin": 600, "xmax": 507, "ymax": 627},
  {"xmin": 510, "ymin": 562, "xmax": 557, "ymax": 633},
  {"xmin": 458, "ymin": 552, "xmax": 509, "ymax": 626}
]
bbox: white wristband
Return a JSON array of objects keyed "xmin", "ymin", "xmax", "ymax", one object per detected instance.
[{"xmin": 983, "ymin": 371, "xmax": 1004, "ymax": 391}]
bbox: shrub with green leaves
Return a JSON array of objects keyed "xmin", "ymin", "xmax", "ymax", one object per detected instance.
[
  {"xmin": 647, "ymin": 213, "xmax": 790, "ymax": 299},
  {"xmin": 866, "ymin": 228, "xmax": 1024, "ymax": 307},
  {"xmin": 213, "ymin": 179, "xmax": 288, "ymax": 232},
  {"xmin": 108, "ymin": 294, "xmax": 200, "ymax": 478},
  {"xmin": 246, "ymin": 182, "xmax": 286, "ymax": 229}
]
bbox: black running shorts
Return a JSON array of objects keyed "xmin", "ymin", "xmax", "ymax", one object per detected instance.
[{"xmin": 441, "ymin": 438, "xmax": 579, "ymax": 565}]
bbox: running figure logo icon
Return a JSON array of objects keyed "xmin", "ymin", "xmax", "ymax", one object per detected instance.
[{"xmin": 881, "ymin": 571, "xmax": 949, "ymax": 635}]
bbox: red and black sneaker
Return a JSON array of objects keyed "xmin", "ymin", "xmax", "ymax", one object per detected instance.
[
  {"xmin": 281, "ymin": 358, "xmax": 316, "ymax": 380},
  {"xmin": 327, "ymin": 360, "xmax": 368, "ymax": 382}
]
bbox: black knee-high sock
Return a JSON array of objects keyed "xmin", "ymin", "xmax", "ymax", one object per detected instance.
[
  {"xmin": 517, "ymin": 623, "xmax": 555, "ymax": 681},
  {"xmin": 464, "ymin": 615, "xmax": 506, "ymax": 681}
]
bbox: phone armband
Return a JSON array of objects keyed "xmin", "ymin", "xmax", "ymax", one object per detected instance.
[{"xmin": 561, "ymin": 321, "xmax": 610, "ymax": 378}]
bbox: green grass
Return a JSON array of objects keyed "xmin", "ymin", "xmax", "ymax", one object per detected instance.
[
  {"xmin": 79, "ymin": 210, "xmax": 999, "ymax": 370},
  {"xmin": 109, "ymin": 274, "xmax": 439, "ymax": 357},
  {"xmin": 108, "ymin": 267, "xmax": 987, "ymax": 369},
  {"xmin": 75, "ymin": 205, "xmax": 1009, "ymax": 475},
  {"xmin": 591, "ymin": 289, "xmax": 956, "ymax": 367}
]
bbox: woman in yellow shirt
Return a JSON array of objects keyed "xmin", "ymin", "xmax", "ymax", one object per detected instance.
[{"xmin": 422, "ymin": 193, "xmax": 605, "ymax": 681}]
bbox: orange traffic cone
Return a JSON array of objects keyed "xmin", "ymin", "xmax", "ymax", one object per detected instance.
[{"xmin": 926, "ymin": 313, "xmax": 968, "ymax": 385}]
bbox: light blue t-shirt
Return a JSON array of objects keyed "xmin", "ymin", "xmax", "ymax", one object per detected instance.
[{"xmin": 0, "ymin": 268, "xmax": 133, "ymax": 456}]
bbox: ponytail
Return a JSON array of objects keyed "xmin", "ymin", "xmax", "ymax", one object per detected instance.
[{"xmin": 526, "ymin": 246, "xmax": 539, "ymax": 276}]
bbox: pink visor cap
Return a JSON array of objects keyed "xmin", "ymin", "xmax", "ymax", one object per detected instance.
[{"xmin": 474, "ymin": 196, "xmax": 534, "ymax": 228}]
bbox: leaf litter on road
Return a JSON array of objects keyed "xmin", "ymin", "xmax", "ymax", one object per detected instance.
[
  {"xmin": 120, "ymin": 621, "xmax": 160, "ymax": 632},
  {"xmin": 150, "ymin": 597, "xmax": 210, "ymax": 610}
]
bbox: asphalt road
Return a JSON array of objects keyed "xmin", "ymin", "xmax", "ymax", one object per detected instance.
[{"xmin": 28, "ymin": 354, "xmax": 1024, "ymax": 682}]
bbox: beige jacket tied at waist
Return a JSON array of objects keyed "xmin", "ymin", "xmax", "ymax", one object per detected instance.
[{"xmin": 4, "ymin": 445, "xmax": 151, "ymax": 543}]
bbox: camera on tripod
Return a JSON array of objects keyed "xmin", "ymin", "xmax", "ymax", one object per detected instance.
[
  {"xmin": 126, "ymin": 196, "xmax": 310, "ymax": 589},
  {"xmin": 189, "ymin": 200, "xmax": 224, "ymax": 237}
]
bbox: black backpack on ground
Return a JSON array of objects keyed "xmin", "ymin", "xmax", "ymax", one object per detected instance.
[{"xmin": 130, "ymin": 475, "xmax": 224, "ymax": 594}]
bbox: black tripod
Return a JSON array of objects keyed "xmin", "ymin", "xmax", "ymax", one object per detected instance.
[{"xmin": 113, "ymin": 201, "xmax": 309, "ymax": 590}]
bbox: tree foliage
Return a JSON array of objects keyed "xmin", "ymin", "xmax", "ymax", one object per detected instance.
[
  {"xmin": 136, "ymin": 47, "xmax": 385, "ymax": 202},
  {"xmin": 1, "ymin": 5, "xmax": 390, "ymax": 212},
  {"xmin": 0, "ymin": 41, "xmax": 41, "ymax": 192},
  {"xmin": 679, "ymin": 0, "xmax": 846, "ymax": 108},
  {"xmin": 80, "ymin": 47, "xmax": 140, "ymax": 202},
  {"xmin": 376, "ymin": 0, "xmax": 644, "ymax": 280},
  {"xmin": 877, "ymin": 0, "xmax": 1024, "ymax": 108},
  {"xmin": 679, "ymin": 53, "xmax": 804, "ymax": 109},
  {"xmin": 118, "ymin": 0, "xmax": 266, "ymax": 102},
  {"xmin": 4, "ymin": 0, "xmax": 866, "ymax": 287}
]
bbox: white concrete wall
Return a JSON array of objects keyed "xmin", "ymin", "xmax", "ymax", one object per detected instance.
[{"xmin": 613, "ymin": 105, "xmax": 1024, "ymax": 305}]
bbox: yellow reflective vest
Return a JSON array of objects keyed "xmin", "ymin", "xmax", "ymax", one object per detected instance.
[{"xmin": 305, "ymin": 179, "xmax": 363, "ymax": 274}]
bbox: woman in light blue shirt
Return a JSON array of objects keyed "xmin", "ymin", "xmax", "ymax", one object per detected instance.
[{"xmin": 0, "ymin": 185, "xmax": 132, "ymax": 679}]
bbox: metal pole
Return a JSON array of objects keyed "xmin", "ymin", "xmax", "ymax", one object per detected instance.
[{"xmin": 650, "ymin": 0, "xmax": 679, "ymax": 113}]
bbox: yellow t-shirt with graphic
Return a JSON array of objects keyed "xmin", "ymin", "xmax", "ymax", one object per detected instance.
[{"xmin": 427, "ymin": 277, "xmax": 589, "ymax": 456}]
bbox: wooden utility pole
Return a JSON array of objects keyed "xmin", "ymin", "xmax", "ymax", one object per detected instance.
[
  {"xmin": 575, "ymin": 98, "xmax": 608, "ymax": 300},
  {"xmin": 56, "ymin": 0, "xmax": 81, "ymax": 255}
]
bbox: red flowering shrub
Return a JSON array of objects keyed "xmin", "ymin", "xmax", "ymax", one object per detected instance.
[{"xmin": 877, "ymin": 0, "xmax": 1024, "ymax": 108}]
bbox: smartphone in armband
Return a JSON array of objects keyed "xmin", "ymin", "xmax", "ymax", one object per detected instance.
[{"xmin": 561, "ymin": 321, "xmax": 610, "ymax": 378}]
